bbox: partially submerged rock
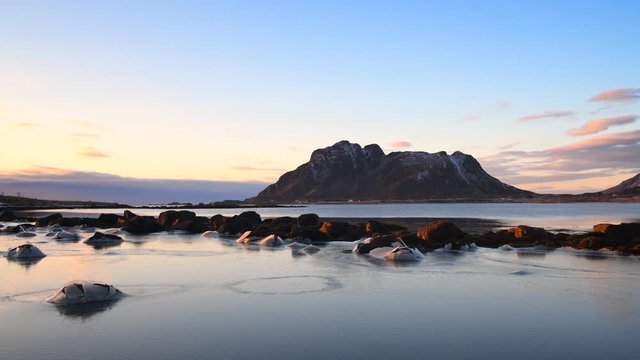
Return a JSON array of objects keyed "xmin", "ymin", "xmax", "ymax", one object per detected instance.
[
  {"xmin": 84, "ymin": 232, "xmax": 124, "ymax": 247},
  {"xmin": 258, "ymin": 234, "xmax": 286, "ymax": 246},
  {"xmin": 47, "ymin": 281, "xmax": 125, "ymax": 305},
  {"xmin": 122, "ymin": 216, "xmax": 163, "ymax": 235},
  {"xmin": 6, "ymin": 243, "xmax": 46, "ymax": 259}
]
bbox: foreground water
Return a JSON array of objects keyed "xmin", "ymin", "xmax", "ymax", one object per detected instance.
[{"xmin": 1, "ymin": 222, "xmax": 640, "ymax": 359}]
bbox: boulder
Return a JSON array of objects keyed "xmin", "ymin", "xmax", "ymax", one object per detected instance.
[
  {"xmin": 508, "ymin": 225, "xmax": 551, "ymax": 240},
  {"xmin": 85, "ymin": 231, "xmax": 124, "ymax": 246},
  {"xmin": 123, "ymin": 210, "xmax": 138, "ymax": 221},
  {"xmin": 96, "ymin": 213, "xmax": 122, "ymax": 228},
  {"xmin": 417, "ymin": 221, "xmax": 464, "ymax": 243},
  {"xmin": 35, "ymin": 213, "xmax": 63, "ymax": 227},
  {"xmin": 59, "ymin": 217, "xmax": 97, "ymax": 227},
  {"xmin": 157, "ymin": 210, "xmax": 196, "ymax": 228},
  {"xmin": 353, "ymin": 234, "xmax": 396, "ymax": 254},
  {"xmin": 217, "ymin": 211, "xmax": 262, "ymax": 234},
  {"xmin": 122, "ymin": 216, "xmax": 163, "ymax": 234},
  {"xmin": 210, "ymin": 214, "xmax": 227, "ymax": 229},
  {"xmin": 288, "ymin": 226, "xmax": 327, "ymax": 241},
  {"xmin": 319, "ymin": 221, "xmax": 350, "ymax": 239},
  {"xmin": 297, "ymin": 213, "xmax": 320, "ymax": 228},
  {"xmin": 592, "ymin": 223, "xmax": 640, "ymax": 240},
  {"xmin": 172, "ymin": 216, "xmax": 210, "ymax": 234},
  {"xmin": 0, "ymin": 210, "xmax": 16, "ymax": 221}
]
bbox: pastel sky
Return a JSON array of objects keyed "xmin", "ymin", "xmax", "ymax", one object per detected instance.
[{"xmin": 1, "ymin": 0, "xmax": 639, "ymax": 200}]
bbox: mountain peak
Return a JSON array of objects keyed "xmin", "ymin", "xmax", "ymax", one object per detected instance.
[{"xmin": 251, "ymin": 141, "xmax": 533, "ymax": 202}]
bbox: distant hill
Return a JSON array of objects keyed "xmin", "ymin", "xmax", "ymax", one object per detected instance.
[
  {"xmin": 250, "ymin": 140, "xmax": 535, "ymax": 202},
  {"xmin": 0, "ymin": 194, "xmax": 128, "ymax": 209},
  {"xmin": 602, "ymin": 173, "xmax": 640, "ymax": 196}
]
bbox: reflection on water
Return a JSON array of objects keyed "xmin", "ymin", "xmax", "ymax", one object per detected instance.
[
  {"xmin": 1, "ymin": 226, "xmax": 640, "ymax": 360},
  {"xmin": 54, "ymin": 298, "xmax": 122, "ymax": 320}
]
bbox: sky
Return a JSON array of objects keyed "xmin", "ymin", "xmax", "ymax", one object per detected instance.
[{"xmin": 1, "ymin": 0, "xmax": 639, "ymax": 202}]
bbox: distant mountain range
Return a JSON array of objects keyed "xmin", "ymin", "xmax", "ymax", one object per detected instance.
[
  {"xmin": 251, "ymin": 141, "xmax": 535, "ymax": 202},
  {"xmin": 602, "ymin": 173, "xmax": 640, "ymax": 196}
]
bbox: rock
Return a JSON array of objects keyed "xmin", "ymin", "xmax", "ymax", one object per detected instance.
[
  {"xmin": 6, "ymin": 244, "xmax": 46, "ymax": 259},
  {"xmin": 0, "ymin": 210, "xmax": 16, "ymax": 221},
  {"xmin": 417, "ymin": 221, "xmax": 464, "ymax": 243},
  {"xmin": 53, "ymin": 231, "xmax": 80, "ymax": 242},
  {"xmin": 288, "ymin": 226, "xmax": 327, "ymax": 242},
  {"xmin": 172, "ymin": 217, "xmax": 210, "ymax": 234},
  {"xmin": 35, "ymin": 213, "xmax": 63, "ymax": 227},
  {"xmin": 258, "ymin": 234, "xmax": 286, "ymax": 246},
  {"xmin": 297, "ymin": 213, "xmax": 320, "ymax": 228},
  {"xmin": 58, "ymin": 217, "xmax": 97, "ymax": 228},
  {"xmin": 592, "ymin": 223, "xmax": 640, "ymax": 240},
  {"xmin": 210, "ymin": 214, "xmax": 227, "ymax": 229},
  {"xmin": 157, "ymin": 210, "xmax": 196, "ymax": 228},
  {"xmin": 508, "ymin": 225, "xmax": 551, "ymax": 240},
  {"xmin": 47, "ymin": 281, "xmax": 125, "ymax": 305},
  {"xmin": 319, "ymin": 221, "xmax": 351, "ymax": 238},
  {"xmin": 85, "ymin": 231, "xmax": 124, "ymax": 246},
  {"xmin": 123, "ymin": 210, "xmax": 138, "ymax": 221},
  {"xmin": 364, "ymin": 220, "xmax": 386, "ymax": 235},
  {"xmin": 96, "ymin": 213, "xmax": 122, "ymax": 228},
  {"xmin": 353, "ymin": 235, "xmax": 396, "ymax": 254},
  {"xmin": 217, "ymin": 211, "xmax": 262, "ymax": 234},
  {"xmin": 382, "ymin": 246, "xmax": 425, "ymax": 262},
  {"xmin": 122, "ymin": 216, "xmax": 163, "ymax": 235}
]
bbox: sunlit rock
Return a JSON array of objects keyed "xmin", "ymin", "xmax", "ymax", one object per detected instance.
[
  {"xmin": 47, "ymin": 281, "xmax": 125, "ymax": 305},
  {"xmin": 202, "ymin": 230, "xmax": 219, "ymax": 238},
  {"xmin": 258, "ymin": 234, "xmax": 285, "ymax": 246},
  {"xmin": 383, "ymin": 246, "xmax": 425, "ymax": 261},
  {"xmin": 235, "ymin": 230, "xmax": 255, "ymax": 244}
]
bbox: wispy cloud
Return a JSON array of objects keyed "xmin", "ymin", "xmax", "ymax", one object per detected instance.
[
  {"xmin": 589, "ymin": 88, "xmax": 640, "ymax": 102},
  {"xmin": 76, "ymin": 147, "xmax": 109, "ymax": 158},
  {"xmin": 495, "ymin": 101, "xmax": 511, "ymax": 110},
  {"xmin": 498, "ymin": 142, "xmax": 520, "ymax": 150},
  {"xmin": 480, "ymin": 129, "xmax": 640, "ymax": 193},
  {"xmin": 518, "ymin": 111, "xmax": 574, "ymax": 122},
  {"xmin": 11, "ymin": 121, "xmax": 38, "ymax": 128},
  {"xmin": 71, "ymin": 132, "xmax": 100, "ymax": 138},
  {"xmin": 463, "ymin": 115, "xmax": 480, "ymax": 121},
  {"xmin": 389, "ymin": 141, "xmax": 412, "ymax": 149},
  {"xmin": 567, "ymin": 115, "xmax": 637, "ymax": 136}
]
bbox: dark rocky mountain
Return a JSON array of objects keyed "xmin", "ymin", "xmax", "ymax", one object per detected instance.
[
  {"xmin": 250, "ymin": 140, "xmax": 535, "ymax": 202},
  {"xmin": 602, "ymin": 173, "xmax": 640, "ymax": 196}
]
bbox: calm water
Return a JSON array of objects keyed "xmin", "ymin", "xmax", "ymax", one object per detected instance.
[
  {"xmin": 2, "ymin": 203, "xmax": 640, "ymax": 359},
  {"xmin": 26, "ymin": 202, "xmax": 640, "ymax": 231}
]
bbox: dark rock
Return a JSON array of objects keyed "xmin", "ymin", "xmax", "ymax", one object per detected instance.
[
  {"xmin": 319, "ymin": 221, "xmax": 350, "ymax": 238},
  {"xmin": 592, "ymin": 223, "xmax": 640, "ymax": 241},
  {"xmin": 172, "ymin": 217, "xmax": 210, "ymax": 234},
  {"xmin": 417, "ymin": 221, "xmax": 464, "ymax": 243},
  {"xmin": 96, "ymin": 214, "xmax": 122, "ymax": 228},
  {"xmin": 86, "ymin": 231, "xmax": 123, "ymax": 242},
  {"xmin": 364, "ymin": 220, "xmax": 385, "ymax": 235},
  {"xmin": 58, "ymin": 217, "xmax": 97, "ymax": 227},
  {"xmin": 157, "ymin": 210, "xmax": 197, "ymax": 228},
  {"xmin": 508, "ymin": 225, "xmax": 551, "ymax": 240},
  {"xmin": 0, "ymin": 210, "xmax": 16, "ymax": 221},
  {"xmin": 397, "ymin": 232, "xmax": 422, "ymax": 248},
  {"xmin": 35, "ymin": 213, "xmax": 63, "ymax": 227},
  {"xmin": 123, "ymin": 210, "xmax": 138, "ymax": 221},
  {"xmin": 297, "ymin": 213, "xmax": 320, "ymax": 228},
  {"xmin": 210, "ymin": 214, "xmax": 227, "ymax": 229},
  {"xmin": 474, "ymin": 231, "xmax": 512, "ymax": 248},
  {"xmin": 122, "ymin": 216, "xmax": 163, "ymax": 235},
  {"xmin": 217, "ymin": 211, "xmax": 262, "ymax": 234},
  {"xmin": 289, "ymin": 226, "xmax": 327, "ymax": 241}
]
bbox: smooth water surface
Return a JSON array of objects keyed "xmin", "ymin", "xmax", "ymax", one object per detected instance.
[{"xmin": 1, "ymin": 223, "xmax": 640, "ymax": 359}]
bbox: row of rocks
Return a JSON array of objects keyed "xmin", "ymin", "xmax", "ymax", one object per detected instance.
[{"xmin": 3, "ymin": 209, "xmax": 640, "ymax": 255}]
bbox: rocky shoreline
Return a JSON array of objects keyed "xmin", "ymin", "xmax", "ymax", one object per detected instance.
[{"xmin": 1, "ymin": 209, "xmax": 639, "ymax": 256}]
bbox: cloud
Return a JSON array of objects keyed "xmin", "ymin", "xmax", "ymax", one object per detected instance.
[
  {"xmin": 71, "ymin": 132, "xmax": 100, "ymax": 138},
  {"xmin": 463, "ymin": 115, "xmax": 480, "ymax": 121},
  {"xmin": 518, "ymin": 111, "xmax": 574, "ymax": 122},
  {"xmin": 495, "ymin": 101, "xmax": 511, "ymax": 110},
  {"xmin": 389, "ymin": 141, "xmax": 412, "ymax": 149},
  {"xmin": 76, "ymin": 147, "xmax": 109, "ymax": 158},
  {"xmin": 11, "ymin": 121, "xmax": 37, "ymax": 128},
  {"xmin": 497, "ymin": 142, "xmax": 520, "ymax": 150},
  {"xmin": 589, "ymin": 88, "xmax": 640, "ymax": 102},
  {"xmin": 480, "ymin": 129, "xmax": 640, "ymax": 193},
  {"xmin": 0, "ymin": 167, "xmax": 269, "ymax": 204},
  {"xmin": 567, "ymin": 115, "xmax": 637, "ymax": 136}
]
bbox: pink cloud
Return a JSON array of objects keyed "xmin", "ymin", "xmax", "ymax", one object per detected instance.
[
  {"xmin": 77, "ymin": 147, "xmax": 109, "ymax": 158},
  {"xmin": 518, "ymin": 111, "xmax": 574, "ymax": 122},
  {"xmin": 567, "ymin": 115, "xmax": 637, "ymax": 136},
  {"xmin": 589, "ymin": 88, "xmax": 640, "ymax": 102},
  {"xmin": 389, "ymin": 141, "xmax": 412, "ymax": 149}
]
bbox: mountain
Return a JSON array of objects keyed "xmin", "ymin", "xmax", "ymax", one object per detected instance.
[
  {"xmin": 602, "ymin": 173, "xmax": 640, "ymax": 196},
  {"xmin": 250, "ymin": 140, "xmax": 535, "ymax": 202}
]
